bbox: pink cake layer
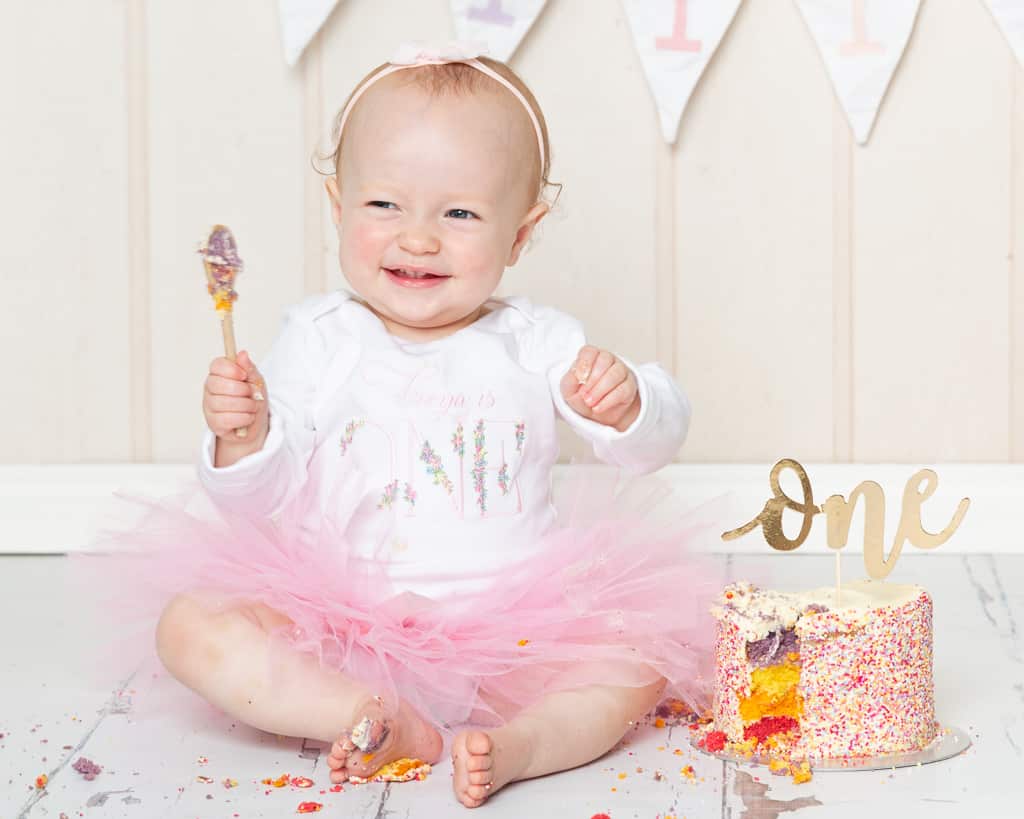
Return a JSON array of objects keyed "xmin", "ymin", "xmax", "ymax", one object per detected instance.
[{"xmin": 712, "ymin": 583, "xmax": 937, "ymax": 760}]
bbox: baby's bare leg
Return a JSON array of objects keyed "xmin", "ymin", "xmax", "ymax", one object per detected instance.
[
  {"xmin": 452, "ymin": 677, "xmax": 665, "ymax": 808},
  {"xmin": 156, "ymin": 593, "xmax": 441, "ymax": 777}
]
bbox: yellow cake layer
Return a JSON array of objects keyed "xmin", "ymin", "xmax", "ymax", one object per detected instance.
[{"xmin": 738, "ymin": 662, "xmax": 803, "ymax": 723}]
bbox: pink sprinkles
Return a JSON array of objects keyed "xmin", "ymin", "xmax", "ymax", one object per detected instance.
[{"xmin": 796, "ymin": 591, "xmax": 936, "ymax": 758}]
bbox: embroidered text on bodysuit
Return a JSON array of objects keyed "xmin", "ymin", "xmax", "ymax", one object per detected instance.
[
  {"xmin": 340, "ymin": 416, "xmax": 527, "ymax": 520},
  {"xmin": 420, "ymin": 441, "xmax": 455, "ymax": 495},
  {"xmin": 339, "ymin": 419, "xmax": 366, "ymax": 455},
  {"xmin": 402, "ymin": 367, "xmax": 497, "ymax": 413},
  {"xmin": 472, "ymin": 420, "xmax": 488, "ymax": 514},
  {"xmin": 378, "ymin": 479, "xmax": 399, "ymax": 510}
]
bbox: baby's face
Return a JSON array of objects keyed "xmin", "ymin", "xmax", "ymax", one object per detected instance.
[{"xmin": 326, "ymin": 76, "xmax": 546, "ymax": 342}]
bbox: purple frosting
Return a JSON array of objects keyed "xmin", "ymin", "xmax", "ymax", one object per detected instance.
[
  {"xmin": 72, "ymin": 756, "xmax": 103, "ymax": 780},
  {"xmin": 201, "ymin": 226, "xmax": 243, "ymax": 272},
  {"xmin": 746, "ymin": 628, "xmax": 800, "ymax": 667}
]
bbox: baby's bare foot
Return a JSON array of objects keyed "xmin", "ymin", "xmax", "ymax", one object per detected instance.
[
  {"xmin": 451, "ymin": 729, "xmax": 530, "ymax": 808},
  {"xmin": 451, "ymin": 731, "xmax": 495, "ymax": 807},
  {"xmin": 327, "ymin": 697, "xmax": 441, "ymax": 782}
]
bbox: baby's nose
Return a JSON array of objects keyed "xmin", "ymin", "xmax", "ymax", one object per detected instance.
[{"xmin": 397, "ymin": 224, "xmax": 440, "ymax": 255}]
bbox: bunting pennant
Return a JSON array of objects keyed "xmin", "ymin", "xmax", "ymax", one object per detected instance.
[
  {"xmin": 622, "ymin": 0, "xmax": 745, "ymax": 144},
  {"xmin": 795, "ymin": 0, "xmax": 922, "ymax": 145},
  {"xmin": 271, "ymin": 0, "xmax": 991, "ymax": 151},
  {"xmin": 450, "ymin": 0, "xmax": 549, "ymax": 62},
  {"xmin": 984, "ymin": 0, "xmax": 1024, "ymax": 67},
  {"xmin": 279, "ymin": 0, "xmax": 343, "ymax": 67}
]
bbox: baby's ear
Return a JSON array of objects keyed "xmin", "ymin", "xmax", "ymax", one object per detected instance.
[
  {"xmin": 324, "ymin": 177, "xmax": 343, "ymax": 226},
  {"xmin": 507, "ymin": 201, "xmax": 550, "ymax": 267}
]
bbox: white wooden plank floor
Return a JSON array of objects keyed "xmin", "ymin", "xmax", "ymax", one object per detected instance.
[{"xmin": 2, "ymin": 554, "xmax": 1022, "ymax": 818}]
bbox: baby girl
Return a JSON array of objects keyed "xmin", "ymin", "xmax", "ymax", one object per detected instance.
[{"xmin": 149, "ymin": 43, "xmax": 708, "ymax": 809}]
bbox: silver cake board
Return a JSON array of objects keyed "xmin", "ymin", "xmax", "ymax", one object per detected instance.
[{"xmin": 689, "ymin": 725, "xmax": 971, "ymax": 772}]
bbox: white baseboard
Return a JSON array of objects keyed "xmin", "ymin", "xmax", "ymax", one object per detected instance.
[
  {"xmin": 0, "ymin": 465, "xmax": 195, "ymax": 554},
  {"xmin": 0, "ymin": 463, "xmax": 1017, "ymax": 554}
]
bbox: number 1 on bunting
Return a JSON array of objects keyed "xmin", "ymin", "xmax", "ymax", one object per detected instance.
[
  {"xmin": 469, "ymin": 0, "xmax": 515, "ymax": 26},
  {"xmin": 840, "ymin": 0, "xmax": 885, "ymax": 56},
  {"xmin": 656, "ymin": 0, "xmax": 702, "ymax": 52}
]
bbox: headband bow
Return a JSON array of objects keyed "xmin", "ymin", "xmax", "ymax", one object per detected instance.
[{"xmin": 390, "ymin": 40, "xmax": 490, "ymax": 66}]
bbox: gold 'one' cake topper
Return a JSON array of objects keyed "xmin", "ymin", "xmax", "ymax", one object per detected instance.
[{"xmin": 722, "ymin": 459, "xmax": 970, "ymax": 580}]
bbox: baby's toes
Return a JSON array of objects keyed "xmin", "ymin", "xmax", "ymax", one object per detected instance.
[
  {"xmin": 345, "ymin": 750, "xmax": 381, "ymax": 777},
  {"xmin": 326, "ymin": 740, "xmax": 348, "ymax": 770},
  {"xmin": 466, "ymin": 753, "xmax": 492, "ymax": 773},
  {"xmin": 465, "ymin": 730, "xmax": 493, "ymax": 756},
  {"xmin": 464, "ymin": 783, "xmax": 491, "ymax": 804},
  {"xmin": 468, "ymin": 770, "xmax": 493, "ymax": 787}
]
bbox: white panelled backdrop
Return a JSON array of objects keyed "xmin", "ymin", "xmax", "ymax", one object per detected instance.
[{"xmin": 2, "ymin": 0, "xmax": 1022, "ymax": 468}]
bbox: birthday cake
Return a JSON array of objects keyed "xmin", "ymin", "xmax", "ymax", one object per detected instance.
[{"xmin": 704, "ymin": 580, "xmax": 937, "ymax": 763}]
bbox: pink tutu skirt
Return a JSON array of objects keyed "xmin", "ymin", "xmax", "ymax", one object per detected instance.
[{"xmin": 80, "ymin": 466, "xmax": 722, "ymax": 732}]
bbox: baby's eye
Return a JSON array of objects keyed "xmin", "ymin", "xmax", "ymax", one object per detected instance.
[
  {"xmin": 445, "ymin": 208, "xmax": 477, "ymax": 220},
  {"xmin": 367, "ymin": 201, "xmax": 396, "ymax": 209}
]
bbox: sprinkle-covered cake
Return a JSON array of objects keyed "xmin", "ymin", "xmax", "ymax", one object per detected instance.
[{"xmin": 704, "ymin": 581, "xmax": 937, "ymax": 763}]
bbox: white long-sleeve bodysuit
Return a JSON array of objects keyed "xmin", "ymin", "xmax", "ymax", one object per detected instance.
[{"xmin": 198, "ymin": 290, "xmax": 691, "ymax": 596}]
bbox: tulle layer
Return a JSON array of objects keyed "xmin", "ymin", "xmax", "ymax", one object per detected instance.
[{"xmin": 80, "ymin": 467, "xmax": 723, "ymax": 731}]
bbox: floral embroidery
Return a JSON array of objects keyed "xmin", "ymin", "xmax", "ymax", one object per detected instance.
[
  {"xmin": 378, "ymin": 479, "xmax": 398, "ymax": 510},
  {"xmin": 515, "ymin": 421, "xmax": 526, "ymax": 453},
  {"xmin": 339, "ymin": 419, "xmax": 365, "ymax": 456},
  {"xmin": 419, "ymin": 441, "xmax": 454, "ymax": 495},
  {"xmin": 451, "ymin": 423, "xmax": 465, "ymax": 457},
  {"xmin": 473, "ymin": 419, "xmax": 487, "ymax": 514},
  {"xmin": 403, "ymin": 482, "xmax": 417, "ymax": 507},
  {"xmin": 497, "ymin": 461, "xmax": 510, "ymax": 495}
]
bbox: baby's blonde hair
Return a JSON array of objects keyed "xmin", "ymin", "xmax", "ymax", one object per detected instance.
[{"xmin": 314, "ymin": 57, "xmax": 558, "ymax": 206}]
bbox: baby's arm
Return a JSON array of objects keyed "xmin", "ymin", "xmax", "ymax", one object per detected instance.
[
  {"xmin": 197, "ymin": 303, "xmax": 321, "ymax": 516},
  {"xmin": 203, "ymin": 350, "xmax": 269, "ymax": 467},
  {"xmin": 521, "ymin": 304, "xmax": 689, "ymax": 475},
  {"xmin": 552, "ymin": 347, "xmax": 690, "ymax": 475}
]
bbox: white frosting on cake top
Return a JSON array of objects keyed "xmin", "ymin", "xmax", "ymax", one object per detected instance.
[{"xmin": 712, "ymin": 580, "xmax": 925, "ymax": 641}]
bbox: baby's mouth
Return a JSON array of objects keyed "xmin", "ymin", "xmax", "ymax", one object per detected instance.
[{"xmin": 384, "ymin": 267, "xmax": 448, "ymax": 280}]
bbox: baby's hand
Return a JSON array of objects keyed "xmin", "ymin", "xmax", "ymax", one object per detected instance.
[
  {"xmin": 203, "ymin": 350, "xmax": 269, "ymax": 460},
  {"xmin": 559, "ymin": 345, "xmax": 640, "ymax": 432}
]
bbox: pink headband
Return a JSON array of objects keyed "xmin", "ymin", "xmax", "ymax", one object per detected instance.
[{"xmin": 335, "ymin": 41, "xmax": 546, "ymax": 179}]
